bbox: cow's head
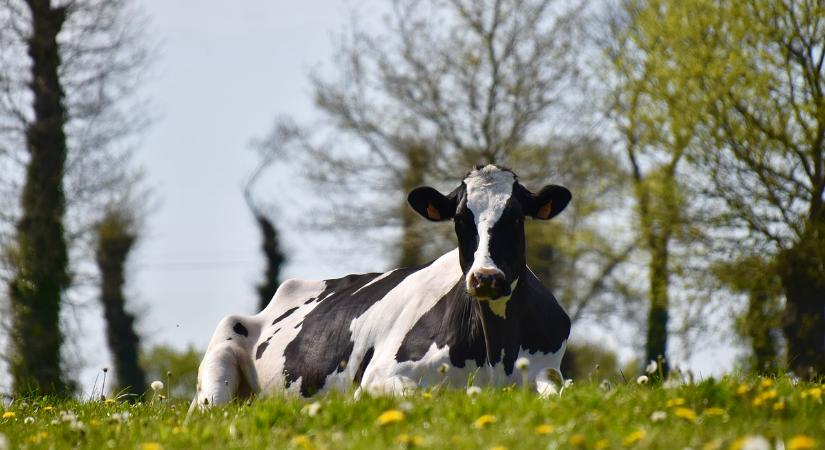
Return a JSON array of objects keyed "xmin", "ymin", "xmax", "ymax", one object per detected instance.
[{"xmin": 408, "ymin": 164, "xmax": 571, "ymax": 304}]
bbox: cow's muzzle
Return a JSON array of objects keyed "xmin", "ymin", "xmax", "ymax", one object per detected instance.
[{"xmin": 467, "ymin": 267, "xmax": 510, "ymax": 300}]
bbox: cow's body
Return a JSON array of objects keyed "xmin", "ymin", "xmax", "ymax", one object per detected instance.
[{"xmin": 194, "ymin": 165, "xmax": 572, "ymax": 407}]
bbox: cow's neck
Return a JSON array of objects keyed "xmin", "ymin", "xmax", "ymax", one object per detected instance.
[{"xmin": 450, "ymin": 270, "xmax": 525, "ymax": 368}]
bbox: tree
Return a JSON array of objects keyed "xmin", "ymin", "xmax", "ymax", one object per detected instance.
[
  {"xmin": 602, "ymin": 0, "xmax": 705, "ymax": 373},
  {"xmin": 95, "ymin": 206, "xmax": 146, "ymax": 397},
  {"xmin": 4, "ymin": 0, "xmax": 72, "ymax": 395},
  {"xmin": 258, "ymin": 0, "xmax": 638, "ymax": 331},
  {"xmin": 612, "ymin": 0, "xmax": 825, "ymax": 376},
  {"xmin": 244, "ymin": 121, "xmax": 290, "ymax": 312},
  {"xmin": 713, "ymin": 256, "xmax": 783, "ymax": 372},
  {"xmin": 0, "ymin": 0, "xmax": 151, "ymax": 393}
]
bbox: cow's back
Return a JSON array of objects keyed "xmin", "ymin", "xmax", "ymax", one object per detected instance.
[{"xmin": 252, "ymin": 250, "xmax": 462, "ymax": 396}]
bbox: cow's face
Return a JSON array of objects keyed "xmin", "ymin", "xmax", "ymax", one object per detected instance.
[{"xmin": 408, "ymin": 165, "xmax": 571, "ymax": 302}]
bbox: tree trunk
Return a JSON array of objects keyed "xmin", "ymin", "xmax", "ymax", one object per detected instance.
[
  {"xmin": 779, "ymin": 218, "xmax": 825, "ymax": 378},
  {"xmin": 254, "ymin": 214, "xmax": 284, "ymax": 312},
  {"xmin": 96, "ymin": 212, "xmax": 147, "ymax": 396},
  {"xmin": 644, "ymin": 237, "xmax": 670, "ymax": 375},
  {"xmin": 7, "ymin": 0, "xmax": 70, "ymax": 395},
  {"xmin": 397, "ymin": 144, "xmax": 431, "ymax": 267},
  {"xmin": 744, "ymin": 292, "xmax": 781, "ymax": 373}
]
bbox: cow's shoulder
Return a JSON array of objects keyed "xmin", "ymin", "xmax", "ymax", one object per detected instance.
[{"xmin": 514, "ymin": 268, "xmax": 570, "ymax": 354}]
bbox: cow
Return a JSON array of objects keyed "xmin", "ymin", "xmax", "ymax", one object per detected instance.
[{"xmin": 192, "ymin": 164, "xmax": 571, "ymax": 408}]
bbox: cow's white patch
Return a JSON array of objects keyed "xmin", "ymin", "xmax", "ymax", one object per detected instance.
[
  {"xmin": 463, "ymin": 165, "xmax": 516, "ymax": 289},
  {"xmin": 350, "ymin": 250, "xmax": 463, "ymax": 389}
]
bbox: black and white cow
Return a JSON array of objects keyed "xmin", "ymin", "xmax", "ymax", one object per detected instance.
[{"xmin": 193, "ymin": 164, "xmax": 571, "ymax": 407}]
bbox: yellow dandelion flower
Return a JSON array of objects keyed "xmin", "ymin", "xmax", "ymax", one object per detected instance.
[
  {"xmin": 376, "ymin": 410, "xmax": 405, "ymax": 426},
  {"xmin": 28, "ymin": 431, "xmax": 48, "ymax": 444},
  {"xmin": 623, "ymin": 430, "xmax": 646, "ymax": 446},
  {"xmin": 104, "ymin": 399, "xmax": 116, "ymax": 405},
  {"xmin": 702, "ymin": 438, "xmax": 723, "ymax": 450},
  {"xmin": 704, "ymin": 407, "xmax": 726, "ymax": 416},
  {"xmin": 534, "ymin": 424, "xmax": 554, "ymax": 435},
  {"xmin": 172, "ymin": 426, "xmax": 182, "ymax": 434},
  {"xmin": 473, "ymin": 414, "xmax": 497, "ymax": 429},
  {"xmin": 140, "ymin": 443, "xmax": 163, "ymax": 450},
  {"xmin": 787, "ymin": 435, "xmax": 816, "ymax": 450},
  {"xmin": 396, "ymin": 434, "xmax": 424, "ymax": 446},
  {"xmin": 489, "ymin": 446, "xmax": 507, "ymax": 450},
  {"xmin": 422, "ymin": 392, "xmax": 433, "ymax": 399},
  {"xmin": 801, "ymin": 387, "xmax": 821, "ymax": 400},
  {"xmin": 736, "ymin": 384, "xmax": 750, "ymax": 395},
  {"xmin": 772, "ymin": 401, "xmax": 785, "ymax": 411},
  {"xmin": 42, "ymin": 406, "xmax": 53, "ymax": 412},
  {"xmin": 673, "ymin": 407, "xmax": 697, "ymax": 422},
  {"xmin": 568, "ymin": 434, "xmax": 586, "ymax": 446},
  {"xmin": 2, "ymin": 411, "xmax": 15, "ymax": 419},
  {"xmin": 666, "ymin": 397, "xmax": 685, "ymax": 407},
  {"xmin": 759, "ymin": 378, "xmax": 773, "ymax": 389},
  {"xmin": 291, "ymin": 435, "xmax": 311, "ymax": 448},
  {"xmin": 595, "ymin": 439, "xmax": 610, "ymax": 450}
]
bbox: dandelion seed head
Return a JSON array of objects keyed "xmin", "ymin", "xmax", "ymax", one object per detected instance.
[
  {"xmin": 466, "ymin": 386, "xmax": 482, "ymax": 397},
  {"xmin": 636, "ymin": 375, "xmax": 649, "ymax": 385},
  {"xmin": 515, "ymin": 357, "xmax": 530, "ymax": 372},
  {"xmin": 150, "ymin": 380, "xmax": 164, "ymax": 391},
  {"xmin": 645, "ymin": 360, "xmax": 657, "ymax": 374}
]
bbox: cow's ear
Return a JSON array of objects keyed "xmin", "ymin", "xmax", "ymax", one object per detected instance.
[
  {"xmin": 528, "ymin": 185, "xmax": 571, "ymax": 220},
  {"xmin": 408, "ymin": 186, "xmax": 456, "ymax": 222}
]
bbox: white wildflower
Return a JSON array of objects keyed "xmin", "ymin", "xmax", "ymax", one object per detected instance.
[
  {"xmin": 399, "ymin": 401, "xmax": 414, "ymax": 412},
  {"xmin": 70, "ymin": 420, "xmax": 86, "ymax": 431},
  {"xmin": 515, "ymin": 357, "xmax": 530, "ymax": 372},
  {"xmin": 437, "ymin": 363, "xmax": 450, "ymax": 375},
  {"xmin": 150, "ymin": 380, "xmax": 164, "ymax": 391},
  {"xmin": 636, "ymin": 375, "xmax": 649, "ymax": 385},
  {"xmin": 645, "ymin": 360, "xmax": 657, "ymax": 374},
  {"xmin": 599, "ymin": 379, "xmax": 612, "ymax": 392},
  {"xmin": 111, "ymin": 411, "xmax": 130, "ymax": 423},
  {"xmin": 24, "ymin": 416, "xmax": 34, "ymax": 424},
  {"xmin": 228, "ymin": 423, "xmax": 238, "ymax": 439},
  {"xmin": 739, "ymin": 435, "xmax": 771, "ymax": 450},
  {"xmin": 466, "ymin": 386, "xmax": 482, "ymax": 397},
  {"xmin": 302, "ymin": 401, "xmax": 322, "ymax": 417},
  {"xmin": 59, "ymin": 411, "xmax": 77, "ymax": 423},
  {"xmin": 650, "ymin": 411, "xmax": 666, "ymax": 422}
]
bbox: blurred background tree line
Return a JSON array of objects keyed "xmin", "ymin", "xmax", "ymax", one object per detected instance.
[{"xmin": 0, "ymin": 0, "xmax": 822, "ymax": 398}]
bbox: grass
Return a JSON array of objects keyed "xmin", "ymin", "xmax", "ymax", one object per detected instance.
[{"xmin": 1, "ymin": 375, "xmax": 823, "ymax": 449}]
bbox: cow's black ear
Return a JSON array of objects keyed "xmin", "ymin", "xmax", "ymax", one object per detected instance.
[
  {"xmin": 408, "ymin": 186, "xmax": 456, "ymax": 222},
  {"xmin": 528, "ymin": 185, "xmax": 571, "ymax": 220}
]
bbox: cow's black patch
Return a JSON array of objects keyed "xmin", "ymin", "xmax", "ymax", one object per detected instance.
[
  {"xmin": 353, "ymin": 347, "xmax": 374, "ymax": 385},
  {"xmin": 271, "ymin": 307, "xmax": 299, "ymax": 325},
  {"xmin": 283, "ymin": 264, "xmax": 431, "ymax": 396},
  {"xmin": 256, "ymin": 341, "xmax": 269, "ymax": 360},
  {"xmin": 233, "ymin": 322, "xmax": 248, "ymax": 337},
  {"xmin": 396, "ymin": 269, "xmax": 569, "ymax": 375},
  {"xmin": 294, "ymin": 321, "xmax": 303, "ymax": 329}
]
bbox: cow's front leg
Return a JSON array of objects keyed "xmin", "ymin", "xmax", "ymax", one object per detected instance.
[{"xmin": 195, "ymin": 342, "xmax": 259, "ymax": 407}]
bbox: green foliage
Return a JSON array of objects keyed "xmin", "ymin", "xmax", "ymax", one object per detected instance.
[
  {"xmin": 612, "ymin": 0, "xmax": 825, "ymax": 376},
  {"xmin": 1, "ymin": 376, "xmax": 823, "ymax": 449},
  {"xmin": 140, "ymin": 345, "xmax": 201, "ymax": 400}
]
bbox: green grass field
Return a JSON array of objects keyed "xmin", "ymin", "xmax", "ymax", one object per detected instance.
[{"xmin": 1, "ymin": 376, "xmax": 823, "ymax": 449}]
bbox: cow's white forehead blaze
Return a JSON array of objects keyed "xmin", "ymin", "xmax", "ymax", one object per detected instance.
[{"xmin": 463, "ymin": 165, "xmax": 516, "ymax": 296}]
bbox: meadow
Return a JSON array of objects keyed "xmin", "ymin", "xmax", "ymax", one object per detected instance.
[{"xmin": 1, "ymin": 375, "xmax": 823, "ymax": 449}]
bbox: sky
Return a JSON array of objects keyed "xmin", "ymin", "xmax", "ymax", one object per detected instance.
[{"xmin": 3, "ymin": 0, "xmax": 741, "ymax": 394}]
